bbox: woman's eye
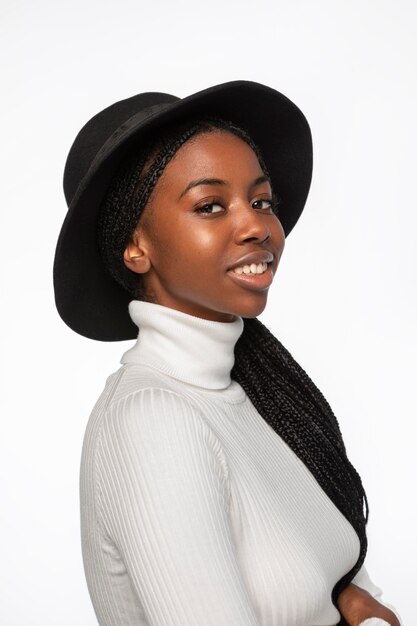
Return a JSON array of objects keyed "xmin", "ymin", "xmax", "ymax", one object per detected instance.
[
  {"xmin": 252, "ymin": 198, "xmax": 273, "ymax": 210},
  {"xmin": 195, "ymin": 202, "xmax": 224, "ymax": 214}
]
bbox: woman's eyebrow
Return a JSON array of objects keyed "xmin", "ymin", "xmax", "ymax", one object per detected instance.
[
  {"xmin": 178, "ymin": 178, "xmax": 226, "ymax": 200},
  {"xmin": 178, "ymin": 174, "xmax": 270, "ymax": 200},
  {"xmin": 251, "ymin": 175, "xmax": 270, "ymax": 189}
]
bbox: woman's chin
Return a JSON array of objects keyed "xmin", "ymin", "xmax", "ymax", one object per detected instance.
[{"xmin": 230, "ymin": 294, "xmax": 269, "ymax": 319}]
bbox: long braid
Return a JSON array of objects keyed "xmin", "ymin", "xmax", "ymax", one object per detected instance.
[
  {"xmin": 232, "ymin": 317, "xmax": 368, "ymax": 606},
  {"xmin": 97, "ymin": 117, "xmax": 368, "ymax": 613}
]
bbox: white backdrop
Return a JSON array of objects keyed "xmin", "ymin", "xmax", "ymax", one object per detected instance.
[{"xmin": 1, "ymin": 1, "xmax": 415, "ymax": 624}]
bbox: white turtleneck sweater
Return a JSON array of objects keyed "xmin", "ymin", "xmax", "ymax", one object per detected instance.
[{"xmin": 80, "ymin": 300, "xmax": 399, "ymax": 626}]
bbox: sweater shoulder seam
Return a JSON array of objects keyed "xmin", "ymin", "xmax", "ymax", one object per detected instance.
[{"xmin": 96, "ymin": 385, "xmax": 232, "ymax": 524}]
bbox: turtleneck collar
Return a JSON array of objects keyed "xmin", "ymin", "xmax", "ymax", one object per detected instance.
[{"xmin": 120, "ymin": 300, "xmax": 245, "ymax": 390}]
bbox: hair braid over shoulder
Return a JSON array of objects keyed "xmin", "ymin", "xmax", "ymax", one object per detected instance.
[{"xmin": 232, "ymin": 317, "xmax": 368, "ymax": 603}]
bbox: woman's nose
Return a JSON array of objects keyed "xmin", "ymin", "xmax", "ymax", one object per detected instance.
[{"xmin": 233, "ymin": 203, "xmax": 272, "ymax": 244}]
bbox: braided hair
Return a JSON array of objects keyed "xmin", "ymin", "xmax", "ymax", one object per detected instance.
[{"xmin": 97, "ymin": 117, "xmax": 368, "ymax": 614}]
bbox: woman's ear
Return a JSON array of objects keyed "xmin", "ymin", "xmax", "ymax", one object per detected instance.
[{"xmin": 123, "ymin": 229, "xmax": 152, "ymax": 274}]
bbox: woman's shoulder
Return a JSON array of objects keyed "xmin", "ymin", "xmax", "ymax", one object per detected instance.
[
  {"xmin": 88, "ymin": 366, "xmax": 229, "ymax": 478},
  {"xmin": 82, "ymin": 364, "xmax": 212, "ymax": 465},
  {"xmin": 106, "ymin": 362, "xmax": 185, "ymax": 408},
  {"xmin": 83, "ymin": 363, "xmax": 196, "ymax": 443},
  {"xmin": 91, "ymin": 362, "xmax": 214, "ymax": 435}
]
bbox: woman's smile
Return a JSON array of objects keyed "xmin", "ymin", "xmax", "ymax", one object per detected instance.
[
  {"xmin": 227, "ymin": 263, "xmax": 275, "ymax": 290},
  {"xmin": 123, "ymin": 129, "xmax": 286, "ymax": 322}
]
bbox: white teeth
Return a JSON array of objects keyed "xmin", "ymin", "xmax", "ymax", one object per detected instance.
[{"xmin": 233, "ymin": 262, "xmax": 268, "ymax": 275}]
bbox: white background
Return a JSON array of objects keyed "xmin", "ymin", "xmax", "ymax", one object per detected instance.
[{"xmin": 1, "ymin": 0, "xmax": 416, "ymax": 624}]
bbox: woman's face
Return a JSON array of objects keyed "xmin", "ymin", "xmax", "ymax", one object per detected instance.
[{"xmin": 123, "ymin": 130, "xmax": 285, "ymax": 322}]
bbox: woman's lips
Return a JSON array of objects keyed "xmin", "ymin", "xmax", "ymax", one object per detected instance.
[{"xmin": 226, "ymin": 265, "xmax": 274, "ymax": 291}]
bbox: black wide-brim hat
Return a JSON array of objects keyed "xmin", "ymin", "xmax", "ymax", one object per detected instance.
[{"xmin": 53, "ymin": 80, "xmax": 313, "ymax": 341}]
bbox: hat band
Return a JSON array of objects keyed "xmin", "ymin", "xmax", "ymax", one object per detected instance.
[{"xmin": 71, "ymin": 101, "xmax": 176, "ymax": 211}]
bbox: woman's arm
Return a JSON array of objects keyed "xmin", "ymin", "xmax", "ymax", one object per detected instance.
[
  {"xmin": 337, "ymin": 582, "xmax": 400, "ymax": 625},
  {"xmin": 96, "ymin": 386, "xmax": 260, "ymax": 626},
  {"xmin": 337, "ymin": 563, "xmax": 402, "ymax": 626}
]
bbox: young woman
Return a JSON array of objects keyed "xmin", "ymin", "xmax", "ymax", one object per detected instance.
[{"xmin": 54, "ymin": 81, "xmax": 401, "ymax": 626}]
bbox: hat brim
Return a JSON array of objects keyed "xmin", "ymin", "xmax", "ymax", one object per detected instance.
[{"xmin": 54, "ymin": 80, "xmax": 313, "ymax": 341}]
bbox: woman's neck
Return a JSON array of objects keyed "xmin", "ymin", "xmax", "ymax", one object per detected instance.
[{"xmin": 120, "ymin": 300, "xmax": 244, "ymax": 389}]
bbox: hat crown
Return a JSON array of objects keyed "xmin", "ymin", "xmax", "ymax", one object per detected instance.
[{"xmin": 63, "ymin": 91, "xmax": 179, "ymax": 206}]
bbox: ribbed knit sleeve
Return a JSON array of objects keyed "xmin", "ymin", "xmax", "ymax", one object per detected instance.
[{"xmin": 95, "ymin": 387, "xmax": 261, "ymax": 626}]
